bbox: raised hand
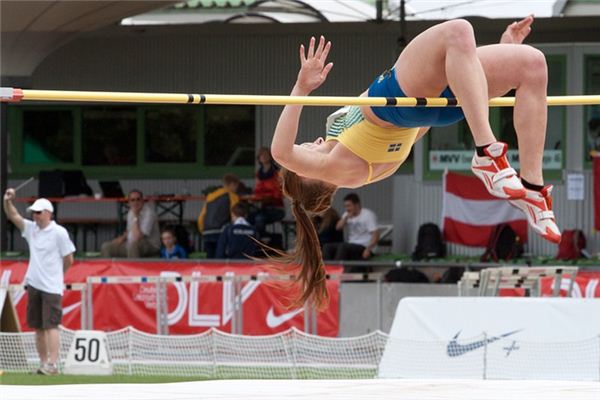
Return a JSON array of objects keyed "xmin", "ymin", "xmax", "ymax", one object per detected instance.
[
  {"xmin": 3, "ymin": 188, "xmax": 15, "ymax": 201},
  {"xmin": 500, "ymin": 15, "xmax": 534, "ymax": 44},
  {"xmin": 295, "ymin": 36, "xmax": 333, "ymax": 94}
]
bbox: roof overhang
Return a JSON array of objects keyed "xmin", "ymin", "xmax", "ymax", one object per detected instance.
[
  {"xmin": 121, "ymin": 0, "xmax": 572, "ymax": 25},
  {"xmin": 1, "ymin": 1, "xmax": 178, "ymax": 79}
]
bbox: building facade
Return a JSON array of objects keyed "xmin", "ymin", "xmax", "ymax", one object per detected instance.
[{"xmin": 6, "ymin": 18, "xmax": 600, "ymax": 255}]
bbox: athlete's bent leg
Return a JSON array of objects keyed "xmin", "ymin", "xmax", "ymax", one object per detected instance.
[
  {"xmin": 477, "ymin": 44, "xmax": 547, "ymax": 184},
  {"xmin": 393, "ymin": 19, "xmax": 495, "ymax": 145},
  {"xmin": 477, "ymin": 44, "xmax": 560, "ymax": 242}
]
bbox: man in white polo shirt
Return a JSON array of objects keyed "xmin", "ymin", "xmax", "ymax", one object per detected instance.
[
  {"xmin": 322, "ymin": 192, "xmax": 380, "ymax": 261},
  {"xmin": 3, "ymin": 189, "xmax": 76, "ymax": 375},
  {"xmin": 100, "ymin": 189, "xmax": 160, "ymax": 258}
]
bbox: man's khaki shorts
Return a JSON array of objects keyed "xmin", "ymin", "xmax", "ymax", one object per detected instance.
[{"xmin": 26, "ymin": 286, "xmax": 62, "ymax": 329}]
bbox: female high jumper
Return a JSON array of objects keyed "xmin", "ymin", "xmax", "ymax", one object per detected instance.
[{"xmin": 269, "ymin": 16, "xmax": 560, "ymax": 309}]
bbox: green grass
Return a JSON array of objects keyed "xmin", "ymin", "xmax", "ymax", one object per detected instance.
[
  {"xmin": 0, "ymin": 366, "xmax": 376, "ymax": 385},
  {"xmin": 0, "ymin": 372, "xmax": 208, "ymax": 385}
]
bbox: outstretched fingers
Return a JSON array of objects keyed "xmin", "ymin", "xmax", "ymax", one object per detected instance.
[
  {"xmin": 299, "ymin": 44, "xmax": 306, "ymax": 63},
  {"xmin": 321, "ymin": 62, "xmax": 334, "ymax": 80},
  {"xmin": 514, "ymin": 14, "xmax": 534, "ymax": 31},
  {"xmin": 500, "ymin": 14, "xmax": 534, "ymax": 44},
  {"xmin": 314, "ymin": 35, "xmax": 326, "ymax": 59},
  {"xmin": 307, "ymin": 36, "xmax": 316, "ymax": 59},
  {"xmin": 301, "ymin": 36, "xmax": 331, "ymax": 64},
  {"xmin": 510, "ymin": 14, "xmax": 533, "ymax": 42},
  {"xmin": 319, "ymin": 39, "xmax": 332, "ymax": 63},
  {"xmin": 295, "ymin": 36, "xmax": 333, "ymax": 92}
]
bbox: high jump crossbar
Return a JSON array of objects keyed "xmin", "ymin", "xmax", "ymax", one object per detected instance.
[{"xmin": 2, "ymin": 87, "xmax": 600, "ymax": 107}]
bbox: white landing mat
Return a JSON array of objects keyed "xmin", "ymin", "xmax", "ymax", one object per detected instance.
[{"xmin": 3, "ymin": 379, "xmax": 600, "ymax": 400}]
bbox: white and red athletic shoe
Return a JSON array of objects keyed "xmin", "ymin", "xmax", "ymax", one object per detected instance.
[
  {"xmin": 471, "ymin": 142, "xmax": 526, "ymax": 200},
  {"xmin": 509, "ymin": 185, "xmax": 562, "ymax": 244}
]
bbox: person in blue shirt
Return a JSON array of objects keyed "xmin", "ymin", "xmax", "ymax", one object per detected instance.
[
  {"xmin": 160, "ymin": 228, "xmax": 188, "ymax": 259},
  {"xmin": 216, "ymin": 203, "xmax": 259, "ymax": 259}
]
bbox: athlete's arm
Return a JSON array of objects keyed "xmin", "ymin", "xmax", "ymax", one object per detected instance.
[{"xmin": 271, "ymin": 36, "xmax": 333, "ymax": 169}]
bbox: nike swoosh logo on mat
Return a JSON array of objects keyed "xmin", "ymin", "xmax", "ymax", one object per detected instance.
[{"xmin": 447, "ymin": 330, "xmax": 521, "ymax": 357}]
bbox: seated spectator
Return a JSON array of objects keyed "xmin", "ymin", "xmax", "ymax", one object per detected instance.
[
  {"xmin": 313, "ymin": 207, "xmax": 343, "ymax": 248},
  {"xmin": 248, "ymin": 147, "xmax": 285, "ymax": 238},
  {"xmin": 322, "ymin": 193, "xmax": 379, "ymax": 261},
  {"xmin": 160, "ymin": 227, "xmax": 188, "ymax": 259},
  {"xmin": 216, "ymin": 203, "xmax": 259, "ymax": 259},
  {"xmin": 197, "ymin": 173, "xmax": 240, "ymax": 258},
  {"xmin": 101, "ymin": 189, "xmax": 160, "ymax": 258}
]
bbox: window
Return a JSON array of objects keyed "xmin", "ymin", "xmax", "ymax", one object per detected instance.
[
  {"xmin": 145, "ymin": 107, "xmax": 197, "ymax": 163},
  {"xmin": 425, "ymin": 54, "xmax": 565, "ymax": 177},
  {"xmin": 204, "ymin": 105, "xmax": 255, "ymax": 166},
  {"xmin": 22, "ymin": 110, "xmax": 74, "ymax": 164},
  {"xmin": 585, "ymin": 56, "xmax": 600, "ymax": 167},
  {"xmin": 9, "ymin": 104, "xmax": 256, "ymax": 178},
  {"xmin": 82, "ymin": 107, "xmax": 137, "ymax": 166}
]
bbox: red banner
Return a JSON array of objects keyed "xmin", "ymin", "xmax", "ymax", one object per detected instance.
[
  {"xmin": 0, "ymin": 260, "xmax": 341, "ymax": 336},
  {"xmin": 500, "ymin": 272, "xmax": 600, "ymax": 298},
  {"xmin": 540, "ymin": 271, "xmax": 600, "ymax": 298}
]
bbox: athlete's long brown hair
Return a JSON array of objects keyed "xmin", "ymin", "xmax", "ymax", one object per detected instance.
[{"xmin": 264, "ymin": 168, "xmax": 337, "ymax": 310}]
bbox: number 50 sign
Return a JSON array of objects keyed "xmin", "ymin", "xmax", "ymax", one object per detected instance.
[{"xmin": 64, "ymin": 331, "xmax": 113, "ymax": 375}]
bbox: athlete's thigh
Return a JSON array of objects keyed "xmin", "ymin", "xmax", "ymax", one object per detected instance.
[
  {"xmin": 393, "ymin": 22, "xmax": 454, "ymax": 97},
  {"xmin": 476, "ymin": 44, "xmax": 544, "ymax": 98}
]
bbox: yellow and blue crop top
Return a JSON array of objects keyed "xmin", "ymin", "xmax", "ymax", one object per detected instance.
[{"xmin": 325, "ymin": 106, "xmax": 419, "ymax": 183}]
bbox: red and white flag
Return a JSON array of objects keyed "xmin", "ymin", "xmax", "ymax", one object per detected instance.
[{"xmin": 442, "ymin": 171, "xmax": 528, "ymax": 247}]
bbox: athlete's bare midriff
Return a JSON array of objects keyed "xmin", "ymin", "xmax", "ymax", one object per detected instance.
[
  {"xmin": 325, "ymin": 144, "xmax": 401, "ymax": 188},
  {"xmin": 348, "ymin": 91, "xmax": 402, "ymax": 185},
  {"xmin": 320, "ymin": 92, "xmax": 410, "ymax": 188}
]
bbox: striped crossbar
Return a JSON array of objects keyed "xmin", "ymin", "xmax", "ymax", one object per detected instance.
[
  {"xmin": 3, "ymin": 283, "xmax": 87, "ymax": 291},
  {"xmin": 3, "ymin": 87, "xmax": 600, "ymax": 107}
]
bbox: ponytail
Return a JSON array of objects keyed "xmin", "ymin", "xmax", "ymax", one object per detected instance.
[{"xmin": 262, "ymin": 169, "xmax": 337, "ymax": 310}]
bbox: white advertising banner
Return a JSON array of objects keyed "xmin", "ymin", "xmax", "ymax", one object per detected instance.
[
  {"xmin": 567, "ymin": 173, "xmax": 585, "ymax": 200},
  {"xmin": 429, "ymin": 149, "xmax": 562, "ymax": 170},
  {"xmin": 378, "ymin": 297, "xmax": 600, "ymax": 381}
]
